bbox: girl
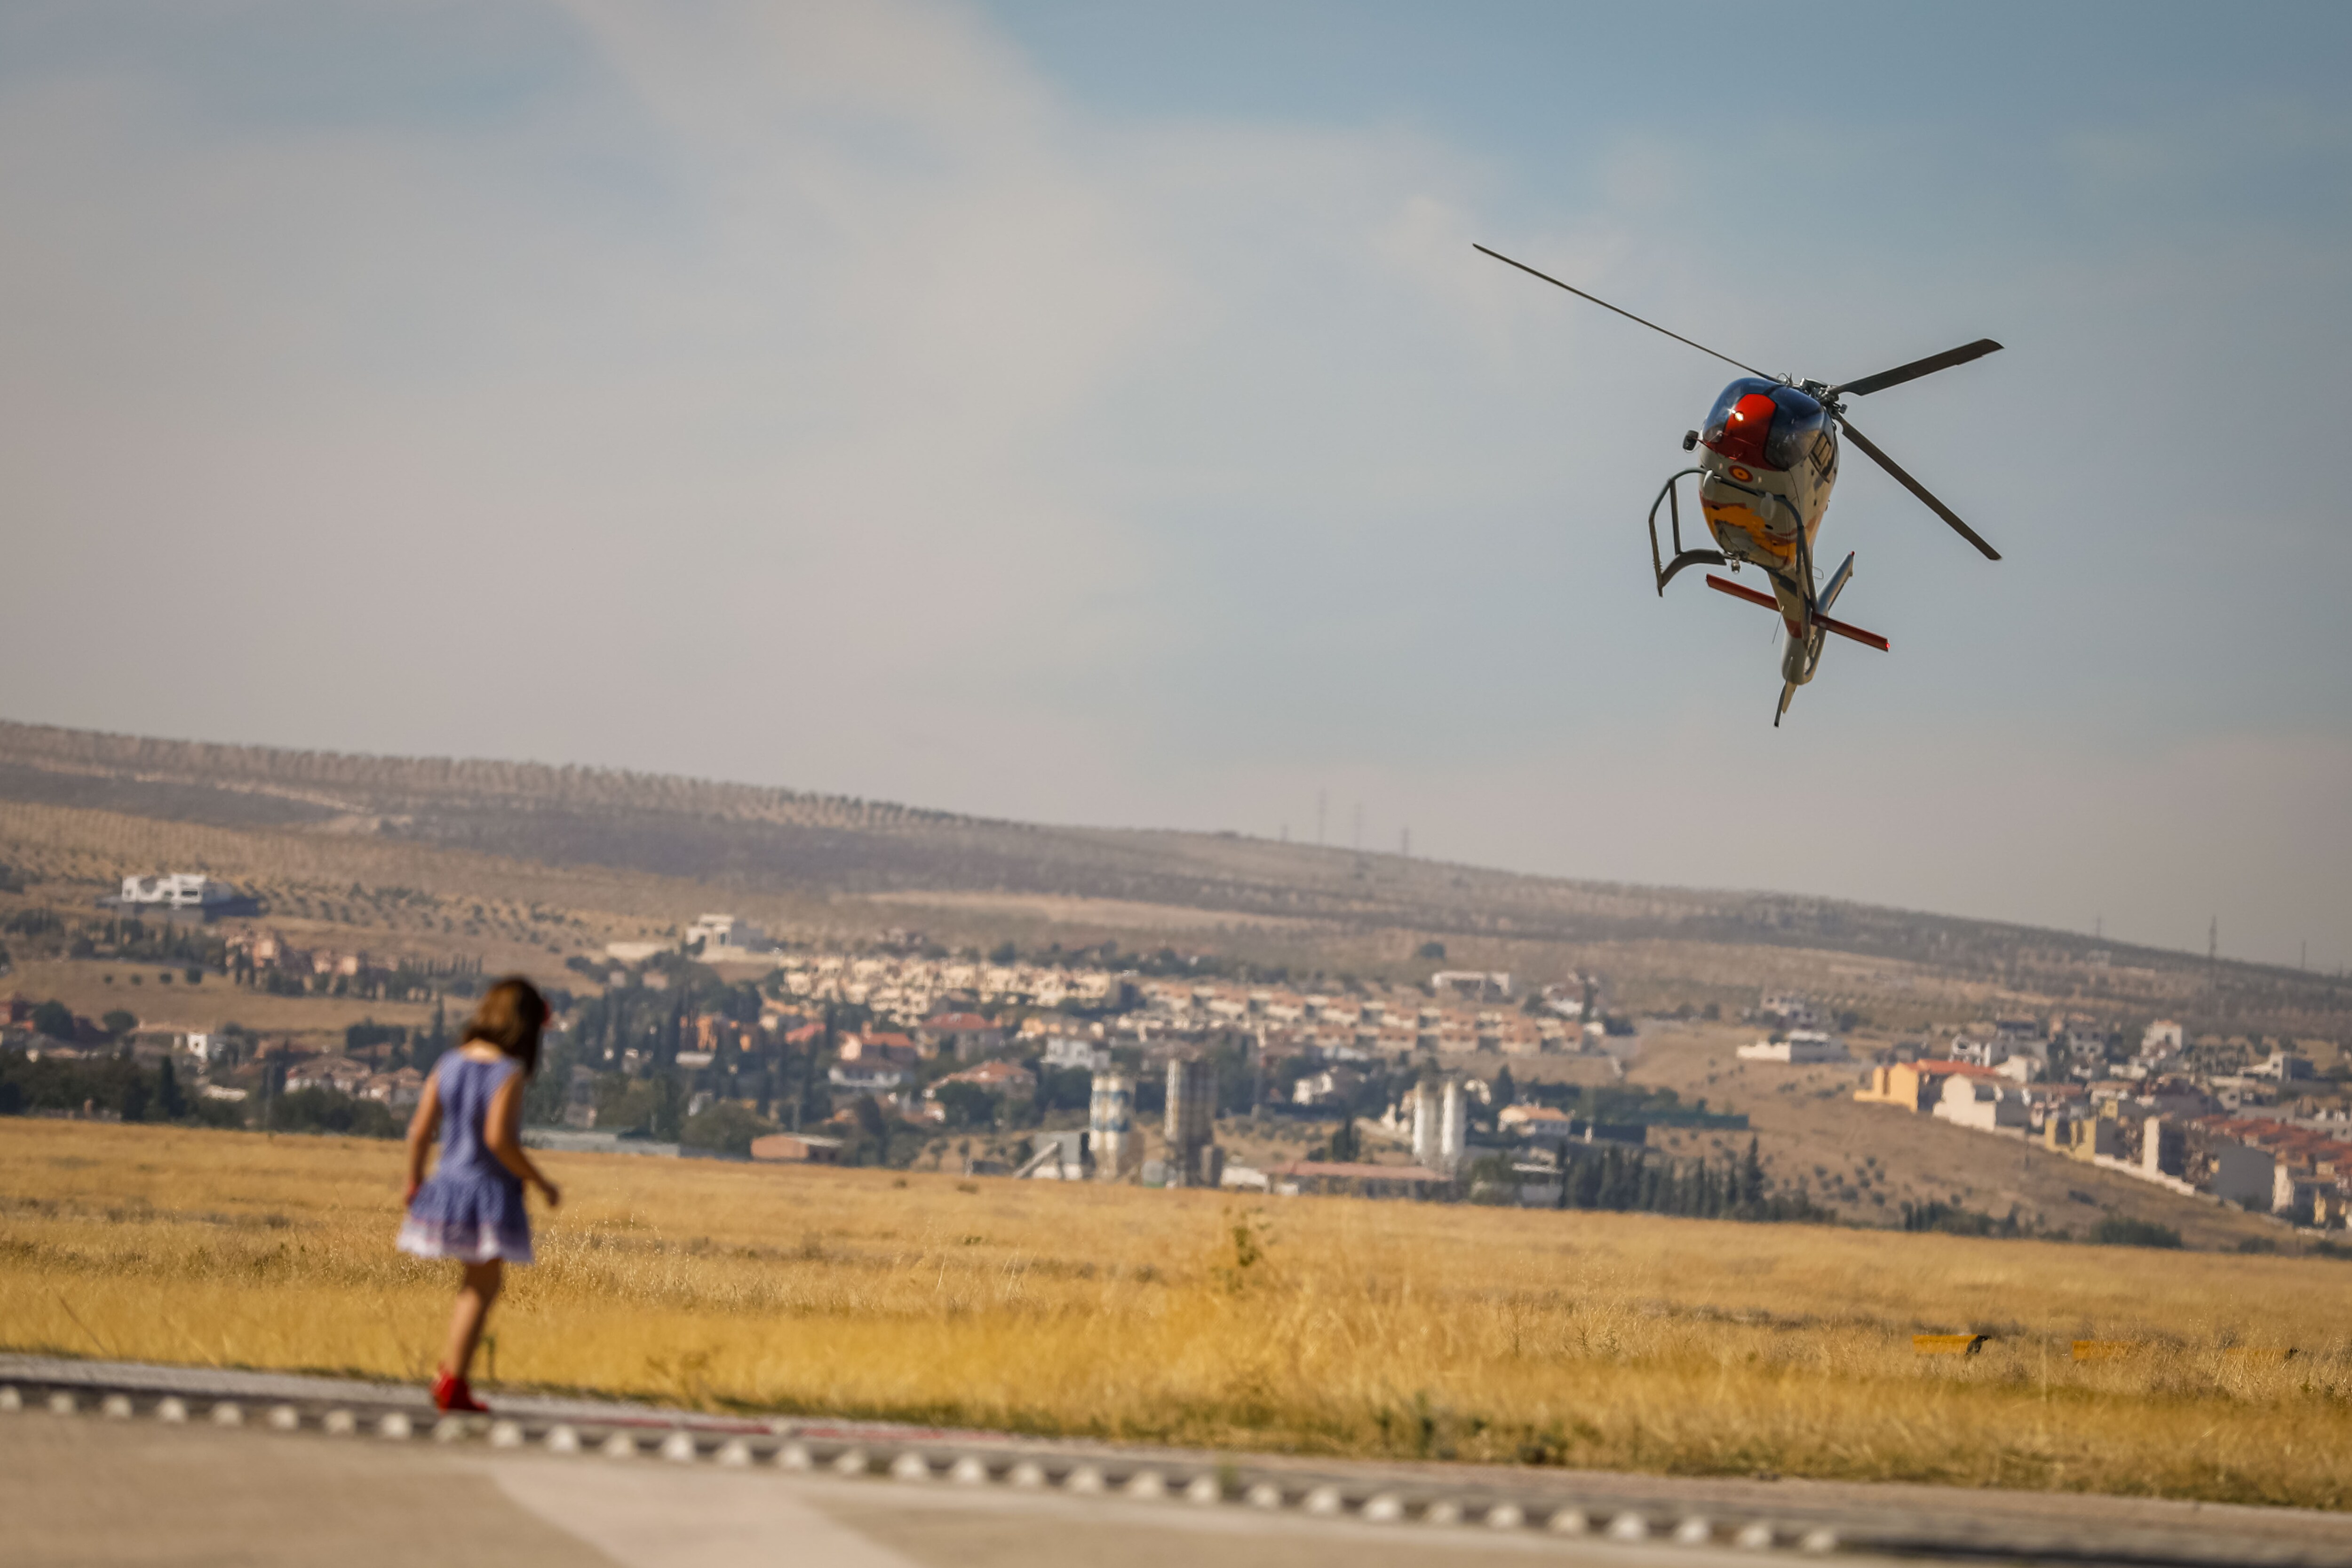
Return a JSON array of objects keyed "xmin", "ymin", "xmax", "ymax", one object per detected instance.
[{"xmin": 398, "ymin": 976, "xmax": 562, "ymax": 1413}]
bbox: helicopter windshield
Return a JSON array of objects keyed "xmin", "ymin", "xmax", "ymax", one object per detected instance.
[{"xmin": 1701, "ymin": 380, "xmax": 1828, "ymax": 473}]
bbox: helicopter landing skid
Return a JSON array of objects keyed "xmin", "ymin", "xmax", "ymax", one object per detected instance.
[{"xmin": 1646, "ymin": 467, "xmax": 1724, "ymax": 596}]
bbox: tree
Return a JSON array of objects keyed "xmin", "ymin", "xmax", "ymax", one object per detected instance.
[
  {"xmin": 32, "ymin": 1000, "xmax": 75, "ymax": 1041},
  {"xmin": 415, "ymin": 997, "xmax": 449, "ymax": 1073},
  {"xmin": 1033, "ymin": 1065, "xmax": 1090, "ymax": 1115},
  {"xmin": 1324, "ymin": 1116, "xmax": 1362, "ymax": 1162},
  {"xmin": 524, "ymin": 1031, "xmax": 574, "ymax": 1126},
  {"xmin": 268, "ymin": 1087, "xmax": 397, "ymax": 1138},
  {"xmin": 345, "ymin": 1019, "xmax": 406, "ymax": 1053},
  {"xmin": 157, "ymin": 1057, "xmax": 185, "ymax": 1120},
  {"xmin": 845, "ymin": 1093, "xmax": 898, "ymax": 1166},
  {"xmin": 101, "ymin": 1010, "xmax": 138, "ymax": 1038},
  {"xmin": 649, "ymin": 1073, "xmax": 684, "ymax": 1141},
  {"xmin": 119, "ymin": 1069, "xmax": 149, "ymax": 1124},
  {"xmin": 1416, "ymin": 941, "xmax": 1446, "ymax": 961},
  {"xmin": 933, "ymin": 1082, "xmax": 998, "ymax": 1130},
  {"xmin": 681, "ymin": 1101, "xmax": 772, "ymax": 1158}
]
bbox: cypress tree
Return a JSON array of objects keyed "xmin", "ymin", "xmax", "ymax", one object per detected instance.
[{"xmin": 1572, "ymin": 1150, "xmax": 1604, "ymax": 1208}]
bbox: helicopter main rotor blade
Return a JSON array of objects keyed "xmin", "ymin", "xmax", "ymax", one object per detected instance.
[
  {"xmin": 1828, "ymin": 338, "xmax": 2002, "ymax": 398},
  {"xmin": 1473, "ymin": 244, "xmax": 1772, "ymax": 380},
  {"xmin": 1836, "ymin": 417, "xmax": 2002, "ymax": 561}
]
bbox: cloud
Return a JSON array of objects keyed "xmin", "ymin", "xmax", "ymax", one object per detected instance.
[{"xmin": 0, "ymin": 0, "xmax": 2346, "ymax": 967}]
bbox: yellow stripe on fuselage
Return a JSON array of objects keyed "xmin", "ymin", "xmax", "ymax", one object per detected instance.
[{"xmin": 1702, "ymin": 502, "xmax": 1796, "ymax": 563}]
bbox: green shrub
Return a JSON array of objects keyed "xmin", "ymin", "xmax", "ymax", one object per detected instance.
[{"xmin": 2090, "ymin": 1215, "xmax": 2183, "ymax": 1249}]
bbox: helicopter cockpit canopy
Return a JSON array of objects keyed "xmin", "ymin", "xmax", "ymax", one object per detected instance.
[{"xmin": 1701, "ymin": 378, "xmax": 1828, "ymax": 474}]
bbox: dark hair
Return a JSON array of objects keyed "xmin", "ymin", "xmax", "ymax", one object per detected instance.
[{"xmin": 463, "ymin": 977, "xmax": 549, "ymax": 1076}]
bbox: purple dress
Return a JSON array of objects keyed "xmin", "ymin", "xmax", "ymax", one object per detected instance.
[{"xmin": 397, "ymin": 1053, "xmax": 533, "ymax": 1264}]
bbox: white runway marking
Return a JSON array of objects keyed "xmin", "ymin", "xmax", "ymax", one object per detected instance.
[{"xmin": 493, "ymin": 1464, "xmax": 923, "ymax": 1568}]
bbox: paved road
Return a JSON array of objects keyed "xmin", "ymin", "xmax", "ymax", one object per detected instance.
[
  {"xmin": 7, "ymin": 1356, "xmax": 2351, "ymax": 1568},
  {"xmin": 3, "ymin": 1418, "xmax": 1775, "ymax": 1568}
]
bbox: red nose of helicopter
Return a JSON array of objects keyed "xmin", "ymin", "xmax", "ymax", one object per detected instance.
[{"xmin": 1707, "ymin": 391, "xmax": 1781, "ymax": 469}]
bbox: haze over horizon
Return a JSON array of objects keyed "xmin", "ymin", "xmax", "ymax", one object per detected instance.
[{"xmin": 3, "ymin": 2, "xmax": 2346, "ymax": 969}]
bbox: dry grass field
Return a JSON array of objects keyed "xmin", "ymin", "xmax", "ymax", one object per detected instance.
[
  {"xmin": 1, "ymin": 958, "xmax": 441, "ymax": 1040},
  {"xmin": 5, "ymin": 1120, "xmax": 2348, "ymax": 1510}
]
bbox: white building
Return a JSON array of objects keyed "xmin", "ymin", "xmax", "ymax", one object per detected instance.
[
  {"xmin": 117, "ymin": 873, "xmax": 238, "ymax": 911},
  {"xmin": 1951, "ymin": 1037, "xmax": 2008, "ymax": 1069},
  {"xmin": 685, "ymin": 914, "xmax": 772, "ymax": 957},
  {"xmin": 1041, "ymin": 1035, "xmax": 1110, "ymax": 1072},
  {"xmin": 1931, "ymin": 1073, "xmax": 2030, "ymax": 1132},
  {"xmin": 828, "ymin": 1064, "xmax": 907, "ymax": 1095},
  {"xmin": 1292, "ymin": 1067, "xmax": 1363, "ymax": 1107},
  {"xmin": 2250, "ymin": 1052, "xmax": 2314, "ymax": 1082},
  {"xmin": 1758, "ymin": 992, "xmax": 1824, "ymax": 1030},
  {"xmin": 1539, "ymin": 985, "xmax": 1585, "ymax": 1019},
  {"xmin": 1737, "ymin": 1031, "xmax": 1850, "ymax": 1064},
  {"xmin": 1430, "ymin": 971, "xmax": 1512, "ymax": 1001},
  {"xmin": 1992, "ymin": 1018, "xmax": 2048, "ymax": 1061},
  {"xmin": 182, "ymin": 1032, "xmax": 238, "ymax": 1066}
]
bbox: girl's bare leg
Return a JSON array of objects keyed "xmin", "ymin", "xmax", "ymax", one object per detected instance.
[{"xmin": 439, "ymin": 1259, "xmax": 503, "ymax": 1379}]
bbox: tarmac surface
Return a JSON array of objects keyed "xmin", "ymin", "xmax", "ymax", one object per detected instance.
[{"xmin": 7, "ymin": 1355, "xmax": 2351, "ymax": 1568}]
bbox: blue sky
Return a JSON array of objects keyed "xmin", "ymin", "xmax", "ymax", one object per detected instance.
[{"xmin": 1, "ymin": 2, "xmax": 2346, "ymax": 968}]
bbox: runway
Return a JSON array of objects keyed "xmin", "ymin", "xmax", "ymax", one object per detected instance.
[{"xmin": 6, "ymin": 1356, "xmax": 2348, "ymax": 1568}]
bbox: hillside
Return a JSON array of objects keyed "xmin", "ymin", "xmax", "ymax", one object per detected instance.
[{"xmin": 0, "ymin": 717, "xmax": 2345, "ymax": 1040}]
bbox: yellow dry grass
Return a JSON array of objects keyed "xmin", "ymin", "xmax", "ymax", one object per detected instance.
[{"xmin": 5, "ymin": 1119, "xmax": 2349, "ymax": 1509}]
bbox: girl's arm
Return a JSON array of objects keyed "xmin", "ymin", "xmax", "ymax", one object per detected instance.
[
  {"xmin": 485, "ymin": 1070, "xmax": 561, "ymax": 1208},
  {"xmin": 402, "ymin": 1073, "xmax": 442, "ymax": 1208}
]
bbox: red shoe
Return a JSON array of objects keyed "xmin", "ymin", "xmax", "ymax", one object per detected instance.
[{"xmin": 431, "ymin": 1369, "xmax": 488, "ymax": 1414}]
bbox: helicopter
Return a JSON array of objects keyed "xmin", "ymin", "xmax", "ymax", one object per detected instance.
[{"xmin": 1475, "ymin": 243, "xmax": 2003, "ymax": 726}]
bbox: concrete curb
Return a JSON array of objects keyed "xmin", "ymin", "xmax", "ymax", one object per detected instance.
[{"xmin": 5, "ymin": 1356, "xmax": 2347, "ymax": 1567}]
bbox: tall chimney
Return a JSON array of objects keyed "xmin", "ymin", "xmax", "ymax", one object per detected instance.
[{"xmin": 1439, "ymin": 1077, "xmax": 1466, "ymax": 1173}]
